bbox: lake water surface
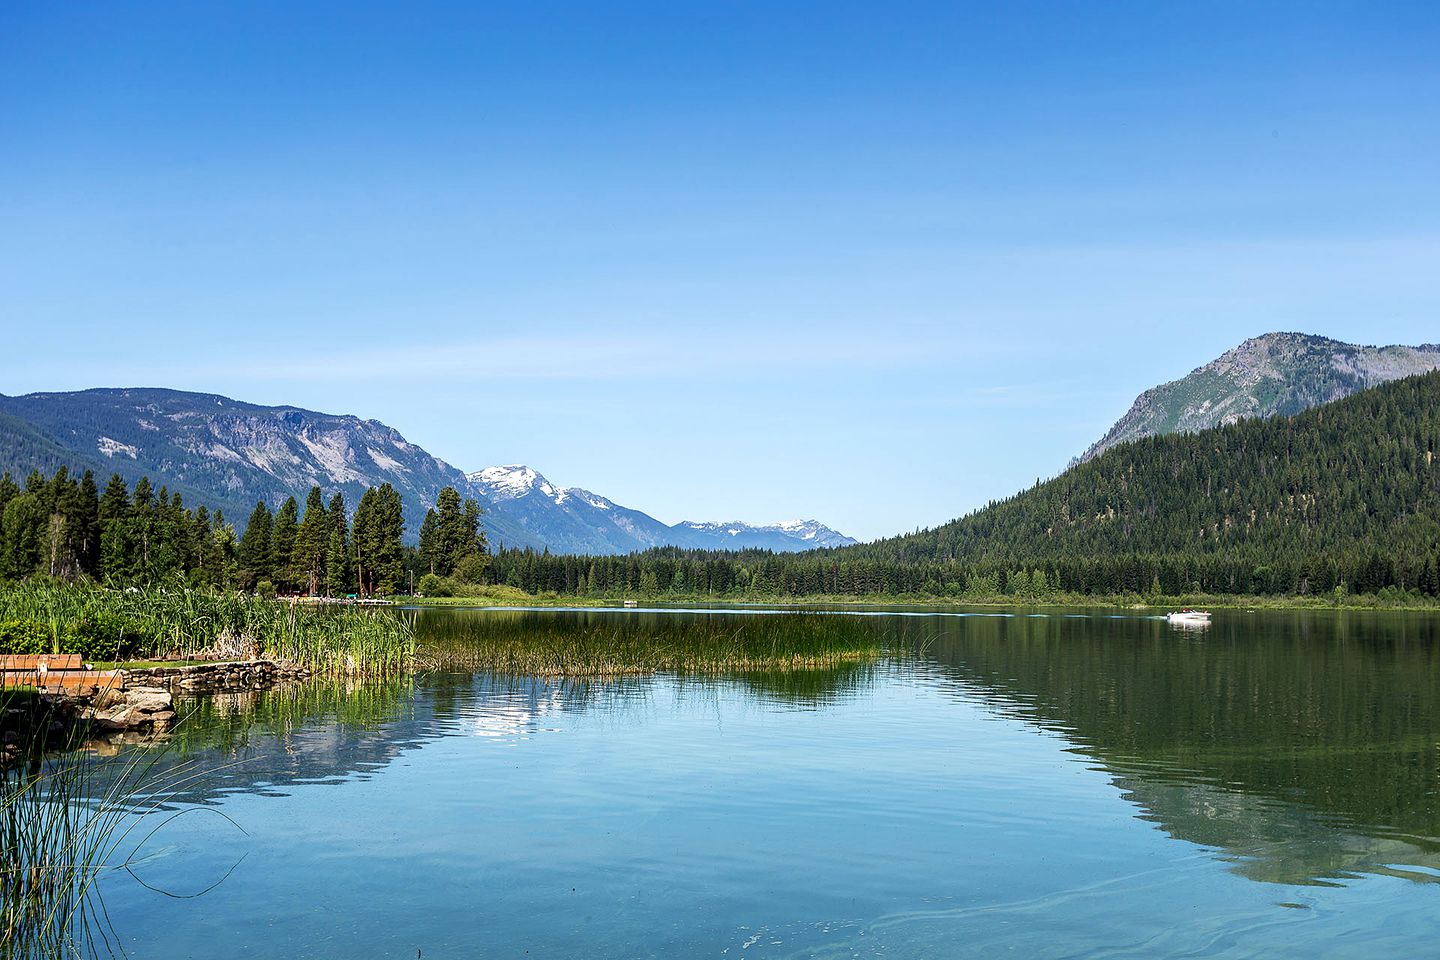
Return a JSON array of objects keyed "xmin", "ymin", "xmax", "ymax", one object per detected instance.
[{"xmin": 96, "ymin": 606, "xmax": 1440, "ymax": 958}]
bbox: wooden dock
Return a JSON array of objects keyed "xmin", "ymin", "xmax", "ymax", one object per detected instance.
[{"xmin": 1, "ymin": 654, "xmax": 124, "ymax": 695}]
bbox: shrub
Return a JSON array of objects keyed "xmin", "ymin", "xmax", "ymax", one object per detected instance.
[
  {"xmin": 0, "ymin": 619, "xmax": 51, "ymax": 655},
  {"xmin": 59, "ymin": 612, "xmax": 146, "ymax": 660},
  {"xmin": 416, "ymin": 573, "xmax": 452, "ymax": 597},
  {"xmin": 256, "ymin": 580, "xmax": 277, "ymax": 600}
]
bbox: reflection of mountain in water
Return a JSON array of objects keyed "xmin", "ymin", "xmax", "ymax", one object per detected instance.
[
  {"xmin": 901, "ymin": 610, "xmax": 1440, "ymax": 885},
  {"xmin": 111, "ymin": 675, "xmax": 580, "ymax": 805},
  {"xmin": 113, "ymin": 679, "xmax": 428, "ymax": 805},
  {"xmin": 100, "ymin": 606, "xmax": 1440, "ymax": 887},
  {"xmin": 121, "ymin": 662, "xmax": 876, "ymax": 806}
]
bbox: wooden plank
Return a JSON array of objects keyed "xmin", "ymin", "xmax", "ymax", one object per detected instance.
[
  {"xmin": 36, "ymin": 671, "xmax": 124, "ymax": 693},
  {"xmin": 0, "ymin": 654, "xmax": 83, "ymax": 671}
]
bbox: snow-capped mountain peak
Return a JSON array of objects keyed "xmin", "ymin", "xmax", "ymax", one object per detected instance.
[
  {"xmin": 673, "ymin": 519, "xmax": 858, "ymax": 549},
  {"xmin": 463, "ymin": 463, "xmax": 857, "ymax": 554},
  {"xmin": 467, "ymin": 464, "xmax": 562, "ymax": 502},
  {"xmin": 466, "ymin": 467, "xmax": 616, "ymax": 513},
  {"xmin": 568, "ymin": 488, "xmax": 614, "ymax": 511}
]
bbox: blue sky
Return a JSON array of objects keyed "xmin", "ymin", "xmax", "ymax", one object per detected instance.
[{"xmin": 2, "ymin": 2, "xmax": 1439, "ymax": 540}]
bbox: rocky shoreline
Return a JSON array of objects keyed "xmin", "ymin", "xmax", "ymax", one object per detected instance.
[
  {"xmin": 123, "ymin": 659, "xmax": 313, "ymax": 692},
  {"xmin": 2, "ymin": 659, "xmax": 313, "ymax": 766}
]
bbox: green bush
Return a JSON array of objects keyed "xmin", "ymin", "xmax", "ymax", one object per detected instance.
[
  {"xmin": 0, "ymin": 619, "xmax": 51, "ymax": 655},
  {"xmin": 58, "ymin": 612, "xmax": 146, "ymax": 660},
  {"xmin": 256, "ymin": 579, "xmax": 277, "ymax": 600},
  {"xmin": 416, "ymin": 573, "xmax": 452, "ymax": 597}
]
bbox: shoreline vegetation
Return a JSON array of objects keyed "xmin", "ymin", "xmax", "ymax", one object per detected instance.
[
  {"xmin": 0, "ymin": 582, "xmax": 415, "ymax": 678},
  {"xmin": 395, "ymin": 584, "xmax": 1440, "ymax": 613},
  {"xmin": 418, "ymin": 612, "xmax": 882, "ymax": 677},
  {"xmin": 0, "ymin": 680, "xmax": 225, "ymax": 957}
]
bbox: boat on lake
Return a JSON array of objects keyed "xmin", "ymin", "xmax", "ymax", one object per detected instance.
[{"xmin": 1165, "ymin": 609, "xmax": 1212, "ymax": 626}]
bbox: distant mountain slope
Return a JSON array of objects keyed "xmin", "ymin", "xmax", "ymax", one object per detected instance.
[
  {"xmin": 673, "ymin": 519, "xmax": 857, "ymax": 551},
  {"xmin": 1080, "ymin": 332, "xmax": 1440, "ymax": 462},
  {"xmin": 0, "ymin": 409, "xmax": 109, "ymax": 480},
  {"xmin": 859, "ymin": 369, "xmax": 1440, "ymax": 587},
  {"xmin": 0, "ymin": 389, "xmax": 854, "ymax": 554},
  {"xmin": 465, "ymin": 465, "xmax": 685, "ymax": 553},
  {"xmin": 467, "ymin": 465, "xmax": 857, "ymax": 553},
  {"xmin": 0, "ymin": 388, "xmax": 467, "ymax": 533}
]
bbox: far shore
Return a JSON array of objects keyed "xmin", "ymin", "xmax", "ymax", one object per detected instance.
[{"xmin": 393, "ymin": 589, "xmax": 1440, "ymax": 614}]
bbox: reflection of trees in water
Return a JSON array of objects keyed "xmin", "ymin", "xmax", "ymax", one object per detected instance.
[
  {"xmin": 104, "ymin": 654, "xmax": 879, "ymax": 809},
  {"xmin": 724, "ymin": 661, "xmax": 878, "ymax": 708},
  {"xmin": 1116, "ymin": 773, "xmax": 1440, "ymax": 886},
  {"xmin": 904, "ymin": 610, "xmax": 1440, "ymax": 884},
  {"xmin": 83, "ymin": 679, "xmax": 425, "ymax": 808},
  {"xmin": 86, "ymin": 604, "xmax": 1440, "ymax": 889}
]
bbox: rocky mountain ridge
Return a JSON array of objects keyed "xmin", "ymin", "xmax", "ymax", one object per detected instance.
[
  {"xmin": 467, "ymin": 464, "xmax": 857, "ymax": 553},
  {"xmin": 0, "ymin": 388, "xmax": 855, "ymax": 554},
  {"xmin": 1081, "ymin": 332, "xmax": 1440, "ymax": 461}
]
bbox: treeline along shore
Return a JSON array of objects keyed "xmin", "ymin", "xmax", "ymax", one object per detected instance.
[
  {"xmin": 6, "ymin": 370, "xmax": 1440, "ymax": 608},
  {"xmin": 0, "ymin": 469, "xmax": 485, "ymax": 598},
  {"xmin": 484, "ymin": 372, "xmax": 1440, "ymax": 606}
]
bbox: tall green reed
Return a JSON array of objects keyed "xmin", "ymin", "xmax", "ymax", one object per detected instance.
[
  {"xmin": 1, "ymin": 691, "xmax": 236, "ymax": 960},
  {"xmin": 416, "ymin": 611, "xmax": 882, "ymax": 677},
  {"xmin": 0, "ymin": 580, "xmax": 415, "ymax": 677}
]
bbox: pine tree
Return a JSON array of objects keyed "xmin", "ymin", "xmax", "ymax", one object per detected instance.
[
  {"xmin": 238, "ymin": 501, "xmax": 274, "ymax": 590},
  {"xmin": 43, "ymin": 466, "xmax": 82, "ymax": 579},
  {"xmin": 352, "ymin": 487, "xmax": 377, "ymax": 597},
  {"xmin": 327, "ymin": 492, "xmax": 350, "ymax": 596},
  {"xmin": 211, "ymin": 514, "xmax": 238, "ymax": 589},
  {"xmin": 98, "ymin": 474, "xmax": 133, "ymax": 582},
  {"xmin": 351, "ymin": 484, "xmax": 406, "ymax": 596},
  {"xmin": 418, "ymin": 508, "xmax": 442, "ymax": 575},
  {"xmin": 293, "ymin": 486, "xmax": 330, "ymax": 596},
  {"xmin": 76, "ymin": 470, "xmax": 100, "ymax": 574},
  {"xmin": 190, "ymin": 505, "xmax": 213, "ymax": 585},
  {"xmin": 1, "ymin": 490, "xmax": 45, "ymax": 580},
  {"xmin": 416, "ymin": 486, "xmax": 489, "ymax": 580},
  {"xmin": 271, "ymin": 496, "xmax": 299, "ymax": 593},
  {"xmin": 374, "ymin": 483, "xmax": 405, "ymax": 594},
  {"xmin": 130, "ymin": 477, "xmax": 157, "ymax": 582}
]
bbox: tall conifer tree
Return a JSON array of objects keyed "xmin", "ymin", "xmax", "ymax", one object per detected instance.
[
  {"xmin": 271, "ymin": 496, "xmax": 299, "ymax": 593},
  {"xmin": 293, "ymin": 486, "xmax": 330, "ymax": 596}
]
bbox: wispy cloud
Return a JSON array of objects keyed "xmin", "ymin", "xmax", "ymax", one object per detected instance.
[{"xmin": 26, "ymin": 326, "xmax": 986, "ymax": 388}]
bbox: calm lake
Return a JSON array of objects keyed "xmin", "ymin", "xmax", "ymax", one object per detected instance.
[{"xmin": 94, "ymin": 606, "xmax": 1440, "ymax": 958}]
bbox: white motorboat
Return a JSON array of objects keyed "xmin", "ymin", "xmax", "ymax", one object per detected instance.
[{"xmin": 1165, "ymin": 609, "xmax": 1212, "ymax": 626}]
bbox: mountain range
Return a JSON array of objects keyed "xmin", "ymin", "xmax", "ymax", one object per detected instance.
[
  {"xmin": 1080, "ymin": 332, "xmax": 1440, "ymax": 461},
  {"xmin": 0, "ymin": 388, "xmax": 855, "ymax": 554},
  {"xmin": 0, "ymin": 330, "xmax": 1428, "ymax": 560},
  {"xmin": 466, "ymin": 465, "xmax": 856, "ymax": 554}
]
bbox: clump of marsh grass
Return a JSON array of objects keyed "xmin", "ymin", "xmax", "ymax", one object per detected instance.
[
  {"xmin": 1, "ymin": 691, "xmax": 238, "ymax": 959},
  {"xmin": 416, "ymin": 612, "xmax": 882, "ymax": 677},
  {"xmin": 0, "ymin": 580, "xmax": 415, "ymax": 678}
]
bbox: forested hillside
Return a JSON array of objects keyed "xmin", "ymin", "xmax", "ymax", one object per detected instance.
[
  {"xmin": 490, "ymin": 371, "xmax": 1440, "ymax": 600},
  {"xmin": 874, "ymin": 369, "xmax": 1440, "ymax": 576},
  {"xmin": 0, "ymin": 411, "xmax": 109, "ymax": 482},
  {"xmin": 8, "ymin": 372, "xmax": 1440, "ymax": 601}
]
